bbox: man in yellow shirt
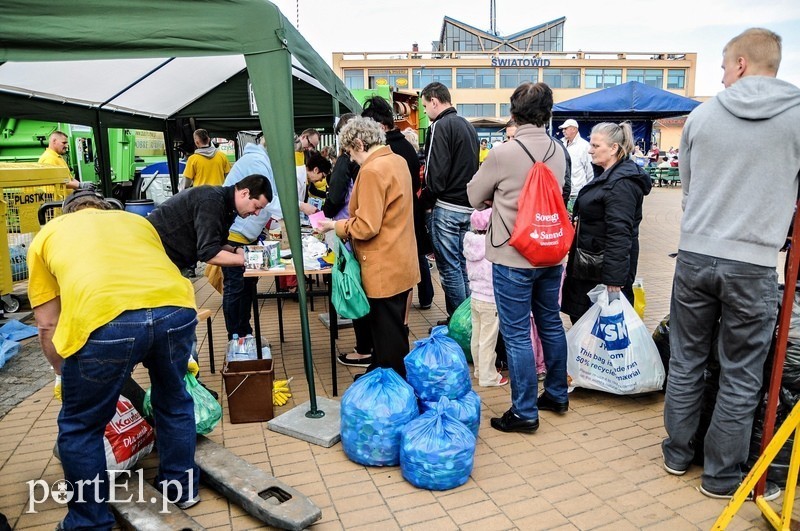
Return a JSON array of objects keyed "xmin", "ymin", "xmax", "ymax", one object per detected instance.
[
  {"xmin": 181, "ymin": 128, "xmax": 231, "ymax": 188},
  {"xmin": 38, "ymin": 131, "xmax": 94, "ymax": 191},
  {"xmin": 28, "ymin": 190, "xmax": 200, "ymax": 528},
  {"xmin": 479, "ymin": 138, "xmax": 490, "ymax": 164}
]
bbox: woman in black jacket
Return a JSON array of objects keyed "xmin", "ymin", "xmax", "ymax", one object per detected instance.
[{"xmin": 561, "ymin": 122, "xmax": 652, "ymax": 322}]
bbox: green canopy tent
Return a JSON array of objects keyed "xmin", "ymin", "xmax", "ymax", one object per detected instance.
[{"xmin": 0, "ymin": 0, "xmax": 362, "ymax": 416}]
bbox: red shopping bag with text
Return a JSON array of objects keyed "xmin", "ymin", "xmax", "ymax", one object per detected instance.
[{"xmin": 508, "ymin": 141, "xmax": 573, "ymax": 266}]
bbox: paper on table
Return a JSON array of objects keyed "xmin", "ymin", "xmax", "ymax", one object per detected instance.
[{"xmin": 308, "ymin": 211, "xmax": 328, "ymax": 229}]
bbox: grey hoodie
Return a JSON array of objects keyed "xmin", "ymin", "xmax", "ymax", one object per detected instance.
[
  {"xmin": 679, "ymin": 76, "xmax": 800, "ymax": 267},
  {"xmin": 194, "ymin": 145, "xmax": 218, "ymax": 158}
]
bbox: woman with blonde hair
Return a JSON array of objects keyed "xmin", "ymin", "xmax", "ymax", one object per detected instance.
[
  {"xmin": 319, "ymin": 116, "xmax": 419, "ymax": 378},
  {"xmin": 561, "ymin": 121, "xmax": 652, "ymax": 322}
]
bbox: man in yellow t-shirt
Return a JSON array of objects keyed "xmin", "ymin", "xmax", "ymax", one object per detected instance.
[
  {"xmin": 28, "ymin": 191, "xmax": 200, "ymax": 527},
  {"xmin": 181, "ymin": 128, "xmax": 231, "ymax": 189},
  {"xmin": 38, "ymin": 131, "xmax": 94, "ymax": 191},
  {"xmin": 479, "ymin": 138, "xmax": 490, "ymax": 165}
]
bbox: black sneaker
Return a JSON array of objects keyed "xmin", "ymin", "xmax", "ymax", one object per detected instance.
[
  {"xmin": 700, "ymin": 481, "xmax": 781, "ymax": 502},
  {"xmin": 337, "ymin": 353, "xmax": 372, "ymax": 367}
]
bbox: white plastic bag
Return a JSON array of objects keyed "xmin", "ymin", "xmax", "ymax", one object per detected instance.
[{"xmin": 566, "ymin": 285, "xmax": 665, "ymax": 395}]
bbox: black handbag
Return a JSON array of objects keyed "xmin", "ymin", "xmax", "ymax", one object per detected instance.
[{"xmin": 571, "ymin": 221, "xmax": 604, "ymax": 282}]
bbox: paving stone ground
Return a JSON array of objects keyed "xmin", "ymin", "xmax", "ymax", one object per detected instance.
[{"xmin": 1, "ymin": 187, "xmax": 795, "ymax": 530}]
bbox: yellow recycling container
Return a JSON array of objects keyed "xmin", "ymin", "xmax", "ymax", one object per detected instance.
[{"xmin": 0, "ymin": 163, "xmax": 70, "ymax": 304}]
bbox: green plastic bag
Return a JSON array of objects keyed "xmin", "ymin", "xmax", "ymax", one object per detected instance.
[
  {"xmin": 331, "ymin": 237, "xmax": 370, "ymax": 319},
  {"xmin": 447, "ymin": 297, "xmax": 473, "ymax": 363},
  {"xmin": 143, "ymin": 373, "xmax": 222, "ymax": 435}
]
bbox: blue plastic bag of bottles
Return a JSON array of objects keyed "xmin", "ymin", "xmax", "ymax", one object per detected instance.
[
  {"xmin": 421, "ymin": 389, "xmax": 481, "ymax": 438},
  {"xmin": 405, "ymin": 325, "xmax": 471, "ymax": 402},
  {"xmin": 340, "ymin": 368, "xmax": 419, "ymax": 466},
  {"xmin": 400, "ymin": 396, "xmax": 477, "ymax": 490}
]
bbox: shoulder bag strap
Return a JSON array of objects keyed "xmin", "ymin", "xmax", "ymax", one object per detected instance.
[{"xmin": 489, "ymin": 140, "xmax": 535, "ymax": 248}]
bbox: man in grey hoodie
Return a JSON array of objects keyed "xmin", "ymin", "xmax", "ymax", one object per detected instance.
[
  {"xmin": 662, "ymin": 28, "xmax": 800, "ymax": 501},
  {"xmin": 182, "ymin": 128, "xmax": 231, "ymax": 189}
]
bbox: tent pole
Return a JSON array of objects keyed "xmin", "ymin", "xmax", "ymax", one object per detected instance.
[
  {"xmin": 246, "ymin": 49, "xmax": 323, "ymax": 418},
  {"xmin": 93, "ymin": 112, "xmax": 112, "ymax": 198},
  {"xmin": 163, "ymin": 123, "xmax": 180, "ymax": 195}
]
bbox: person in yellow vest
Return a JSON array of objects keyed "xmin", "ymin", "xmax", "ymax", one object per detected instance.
[
  {"xmin": 38, "ymin": 131, "xmax": 94, "ymax": 191},
  {"xmin": 28, "ymin": 190, "xmax": 200, "ymax": 528},
  {"xmin": 181, "ymin": 128, "xmax": 231, "ymax": 189}
]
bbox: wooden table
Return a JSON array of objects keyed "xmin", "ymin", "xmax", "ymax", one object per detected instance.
[{"xmin": 243, "ymin": 267, "xmax": 339, "ymax": 396}]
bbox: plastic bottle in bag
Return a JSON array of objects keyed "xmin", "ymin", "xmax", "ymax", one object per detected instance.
[
  {"xmin": 340, "ymin": 368, "xmax": 419, "ymax": 466},
  {"xmin": 405, "ymin": 326, "xmax": 471, "ymax": 402},
  {"xmin": 400, "ymin": 396, "xmax": 476, "ymax": 490},
  {"xmin": 421, "ymin": 390, "xmax": 481, "ymax": 437}
]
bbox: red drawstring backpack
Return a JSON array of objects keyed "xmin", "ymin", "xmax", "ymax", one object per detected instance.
[{"xmin": 499, "ymin": 139, "xmax": 574, "ymax": 266}]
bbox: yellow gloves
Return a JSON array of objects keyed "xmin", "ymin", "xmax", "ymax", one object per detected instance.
[
  {"xmin": 273, "ymin": 378, "xmax": 293, "ymax": 406},
  {"xmin": 187, "ymin": 358, "xmax": 200, "ymax": 377},
  {"xmin": 54, "ymin": 375, "xmax": 62, "ymax": 401}
]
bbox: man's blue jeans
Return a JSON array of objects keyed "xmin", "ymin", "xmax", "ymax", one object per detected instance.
[
  {"xmin": 427, "ymin": 206, "xmax": 471, "ymax": 316},
  {"xmin": 222, "ymin": 263, "xmax": 258, "ymax": 339},
  {"xmin": 663, "ymin": 251, "xmax": 778, "ymax": 492},
  {"xmin": 58, "ymin": 307, "xmax": 199, "ymax": 530},
  {"xmin": 493, "ymin": 264, "xmax": 568, "ymax": 420}
]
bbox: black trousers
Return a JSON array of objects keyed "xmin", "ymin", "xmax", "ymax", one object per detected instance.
[{"xmin": 364, "ymin": 289, "xmax": 411, "ymax": 378}]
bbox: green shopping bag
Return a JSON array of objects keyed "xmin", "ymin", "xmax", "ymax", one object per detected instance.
[
  {"xmin": 331, "ymin": 237, "xmax": 370, "ymax": 319},
  {"xmin": 143, "ymin": 373, "xmax": 222, "ymax": 435},
  {"xmin": 447, "ymin": 297, "xmax": 473, "ymax": 363}
]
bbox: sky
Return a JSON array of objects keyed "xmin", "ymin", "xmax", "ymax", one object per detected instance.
[{"xmin": 271, "ymin": 0, "xmax": 800, "ymax": 97}]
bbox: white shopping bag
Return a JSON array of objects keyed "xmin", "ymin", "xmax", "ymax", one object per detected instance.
[{"xmin": 567, "ymin": 285, "xmax": 665, "ymax": 395}]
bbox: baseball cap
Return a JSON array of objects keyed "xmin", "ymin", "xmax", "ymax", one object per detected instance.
[{"xmin": 558, "ymin": 119, "xmax": 579, "ymax": 129}]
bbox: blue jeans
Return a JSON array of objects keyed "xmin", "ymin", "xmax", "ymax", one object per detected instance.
[
  {"xmin": 663, "ymin": 251, "xmax": 778, "ymax": 492},
  {"xmin": 222, "ymin": 263, "xmax": 258, "ymax": 339},
  {"xmin": 493, "ymin": 264, "xmax": 568, "ymax": 420},
  {"xmin": 427, "ymin": 206, "xmax": 471, "ymax": 316},
  {"xmin": 58, "ymin": 307, "xmax": 199, "ymax": 530}
]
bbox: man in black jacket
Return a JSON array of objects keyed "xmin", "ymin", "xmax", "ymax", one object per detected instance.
[
  {"xmin": 420, "ymin": 82, "xmax": 479, "ymax": 319},
  {"xmin": 362, "ymin": 96, "xmax": 435, "ymax": 311},
  {"xmin": 148, "ymin": 174, "xmax": 273, "ymax": 271}
]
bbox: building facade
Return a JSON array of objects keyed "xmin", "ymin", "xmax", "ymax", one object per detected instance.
[{"xmin": 333, "ymin": 17, "xmax": 697, "ymax": 127}]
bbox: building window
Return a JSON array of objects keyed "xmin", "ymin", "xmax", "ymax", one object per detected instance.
[
  {"xmin": 368, "ymin": 69, "xmax": 409, "ymax": 89},
  {"xmin": 456, "ymin": 68, "xmax": 495, "ymax": 89},
  {"xmin": 543, "ymin": 68, "xmax": 581, "ymax": 89},
  {"xmin": 343, "ymin": 69, "xmax": 364, "ymax": 90},
  {"xmin": 627, "ymin": 69, "xmax": 663, "ymax": 88},
  {"xmin": 534, "ymin": 24, "xmax": 564, "ymax": 51},
  {"xmin": 413, "ymin": 68, "xmax": 453, "ymax": 89},
  {"xmin": 444, "ymin": 23, "xmax": 482, "ymax": 51},
  {"xmin": 499, "ymin": 103, "xmax": 511, "ymax": 116},
  {"xmin": 667, "ymin": 69, "xmax": 686, "ymax": 89},
  {"xmin": 584, "ymin": 68, "xmax": 623, "ymax": 89},
  {"xmin": 457, "ymin": 104, "xmax": 495, "ymax": 117},
  {"xmin": 499, "ymin": 68, "xmax": 539, "ymax": 89}
]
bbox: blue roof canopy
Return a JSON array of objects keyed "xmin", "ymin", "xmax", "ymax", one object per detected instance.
[{"xmin": 553, "ymin": 81, "xmax": 700, "ymax": 120}]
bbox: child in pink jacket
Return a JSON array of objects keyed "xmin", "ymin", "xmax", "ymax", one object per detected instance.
[
  {"xmin": 464, "ymin": 209, "xmax": 547, "ymax": 386},
  {"xmin": 463, "ymin": 208, "xmax": 508, "ymax": 387}
]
